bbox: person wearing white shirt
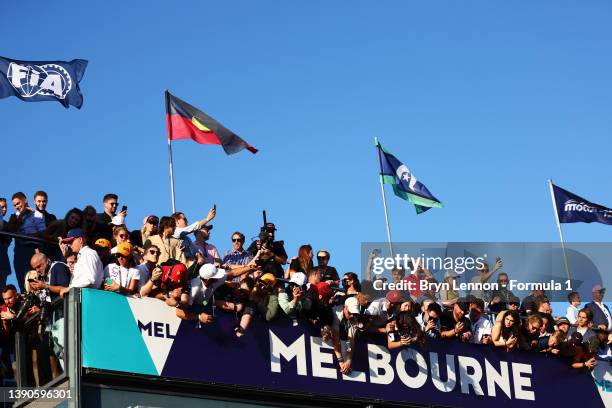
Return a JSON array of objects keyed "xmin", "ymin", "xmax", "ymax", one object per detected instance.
[
  {"xmin": 59, "ymin": 229, "xmax": 104, "ymax": 298},
  {"xmin": 469, "ymin": 298, "xmax": 492, "ymax": 344},
  {"xmin": 172, "ymin": 207, "xmax": 215, "ymax": 260},
  {"xmin": 103, "ymin": 242, "xmax": 140, "ymax": 295},
  {"xmin": 566, "ymin": 291, "xmax": 581, "ymax": 324}
]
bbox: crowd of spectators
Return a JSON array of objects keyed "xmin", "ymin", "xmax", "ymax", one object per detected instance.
[{"xmin": 0, "ymin": 191, "xmax": 610, "ymax": 385}]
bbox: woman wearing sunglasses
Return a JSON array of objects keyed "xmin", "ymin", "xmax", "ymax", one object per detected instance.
[{"xmin": 103, "ymin": 242, "xmax": 140, "ymax": 295}]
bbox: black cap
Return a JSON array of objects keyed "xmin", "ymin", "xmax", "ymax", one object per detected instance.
[{"xmin": 264, "ymin": 223, "xmax": 277, "ymax": 231}]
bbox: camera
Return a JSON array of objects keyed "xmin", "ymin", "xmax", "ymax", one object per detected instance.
[{"xmin": 13, "ymin": 293, "xmax": 42, "ymax": 324}]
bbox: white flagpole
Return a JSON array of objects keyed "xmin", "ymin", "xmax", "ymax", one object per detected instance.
[
  {"xmin": 548, "ymin": 179, "xmax": 571, "ymax": 282},
  {"xmin": 168, "ymin": 138, "xmax": 177, "ymax": 213},
  {"xmin": 166, "ymin": 90, "xmax": 177, "ymax": 213},
  {"xmin": 375, "ymin": 137, "xmax": 394, "ymax": 258}
]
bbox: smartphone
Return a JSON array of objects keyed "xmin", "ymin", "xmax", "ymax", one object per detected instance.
[
  {"xmin": 121, "ymin": 205, "xmax": 128, "ymax": 213},
  {"xmin": 213, "ymin": 204, "xmax": 216, "ymax": 211},
  {"xmin": 27, "ymin": 278, "xmax": 37, "ymax": 283}
]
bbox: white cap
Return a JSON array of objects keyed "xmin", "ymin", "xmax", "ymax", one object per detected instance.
[
  {"xmin": 199, "ymin": 264, "xmax": 226, "ymax": 280},
  {"xmin": 345, "ymin": 296, "xmax": 360, "ymax": 314},
  {"xmin": 289, "ymin": 272, "xmax": 307, "ymax": 287}
]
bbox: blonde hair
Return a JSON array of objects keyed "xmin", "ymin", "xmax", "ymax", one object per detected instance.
[{"xmin": 24, "ymin": 270, "xmax": 38, "ymax": 294}]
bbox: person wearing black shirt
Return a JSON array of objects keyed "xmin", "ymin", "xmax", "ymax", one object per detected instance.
[
  {"xmin": 95, "ymin": 193, "xmax": 125, "ymax": 241},
  {"xmin": 247, "ymin": 222, "xmax": 287, "ymax": 279},
  {"xmin": 316, "ymin": 250, "xmax": 340, "ymax": 285},
  {"xmin": 440, "ymin": 299, "xmax": 472, "ymax": 342}
]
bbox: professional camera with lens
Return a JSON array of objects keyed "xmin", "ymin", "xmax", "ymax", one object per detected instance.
[
  {"xmin": 347, "ymin": 313, "xmax": 369, "ymax": 333},
  {"xmin": 257, "ymin": 229, "xmax": 274, "ymax": 251},
  {"xmin": 13, "ymin": 293, "xmax": 42, "ymax": 324}
]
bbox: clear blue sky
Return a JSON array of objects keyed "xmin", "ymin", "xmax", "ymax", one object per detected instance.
[{"xmin": 1, "ymin": 1, "xmax": 611, "ymax": 289}]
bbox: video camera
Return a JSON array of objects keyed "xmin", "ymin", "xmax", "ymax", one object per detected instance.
[
  {"xmin": 14, "ymin": 292, "xmax": 49, "ymax": 325},
  {"xmin": 257, "ymin": 210, "xmax": 274, "ymax": 251}
]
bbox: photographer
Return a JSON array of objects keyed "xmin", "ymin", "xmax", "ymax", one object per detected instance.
[
  {"xmin": 251, "ymin": 273, "xmax": 280, "ymax": 322},
  {"xmin": 387, "ymin": 311, "xmax": 425, "ymax": 350},
  {"xmin": 278, "ymin": 272, "xmax": 312, "ymax": 324},
  {"xmin": 247, "ymin": 222, "xmax": 287, "ymax": 279},
  {"xmin": 27, "ymin": 253, "xmax": 70, "ymax": 299}
]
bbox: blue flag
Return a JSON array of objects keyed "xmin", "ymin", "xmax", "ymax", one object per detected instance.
[
  {"xmin": 376, "ymin": 138, "xmax": 443, "ymax": 214},
  {"xmin": 0, "ymin": 56, "xmax": 88, "ymax": 109},
  {"xmin": 552, "ymin": 183, "xmax": 612, "ymax": 225}
]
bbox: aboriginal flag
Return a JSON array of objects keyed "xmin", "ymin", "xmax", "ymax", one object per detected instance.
[{"xmin": 165, "ymin": 91, "xmax": 257, "ymax": 154}]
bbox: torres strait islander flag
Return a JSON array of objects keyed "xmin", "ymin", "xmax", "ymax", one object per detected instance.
[
  {"xmin": 376, "ymin": 138, "xmax": 443, "ymax": 214},
  {"xmin": 165, "ymin": 91, "xmax": 257, "ymax": 154}
]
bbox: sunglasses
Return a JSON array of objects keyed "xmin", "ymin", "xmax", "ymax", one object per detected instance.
[
  {"xmin": 317, "ymin": 256, "xmax": 328, "ymax": 260},
  {"xmin": 148, "ymin": 250, "xmax": 160, "ymax": 255},
  {"xmin": 232, "ymin": 238, "xmax": 243, "ymax": 242},
  {"xmin": 119, "ymin": 234, "xmax": 129, "ymax": 239}
]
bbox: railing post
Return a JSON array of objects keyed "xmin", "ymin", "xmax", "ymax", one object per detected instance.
[{"xmin": 66, "ymin": 288, "xmax": 81, "ymax": 408}]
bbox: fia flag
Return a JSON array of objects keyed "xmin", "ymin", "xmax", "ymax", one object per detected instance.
[
  {"xmin": 376, "ymin": 138, "xmax": 442, "ymax": 214},
  {"xmin": 0, "ymin": 56, "xmax": 88, "ymax": 109},
  {"xmin": 552, "ymin": 183, "xmax": 612, "ymax": 225},
  {"xmin": 165, "ymin": 91, "xmax": 257, "ymax": 155}
]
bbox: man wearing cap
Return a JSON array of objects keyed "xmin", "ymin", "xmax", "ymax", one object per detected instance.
[
  {"xmin": 278, "ymin": 272, "xmax": 311, "ymax": 321},
  {"xmin": 555, "ymin": 317, "xmax": 571, "ymax": 334},
  {"xmin": 59, "ymin": 229, "xmax": 104, "ymax": 298},
  {"xmin": 440, "ymin": 299, "xmax": 472, "ymax": 342},
  {"xmin": 315, "ymin": 250, "xmax": 339, "ymax": 286},
  {"xmin": 586, "ymin": 285, "xmax": 612, "ymax": 331},
  {"xmin": 334, "ymin": 296, "xmax": 368, "ymax": 374},
  {"xmin": 93, "ymin": 238, "xmax": 112, "ymax": 266},
  {"xmin": 131, "ymin": 215, "xmax": 159, "ymax": 249},
  {"xmin": 187, "ymin": 264, "xmax": 228, "ymax": 324},
  {"xmin": 366, "ymin": 290, "xmax": 409, "ymax": 333},
  {"xmin": 247, "ymin": 222, "xmax": 288, "ymax": 279},
  {"xmin": 252, "ymin": 273, "xmax": 280, "ymax": 322},
  {"xmin": 305, "ymin": 282, "xmax": 334, "ymax": 328},
  {"xmin": 172, "ymin": 207, "xmax": 215, "ymax": 260},
  {"xmin": 194, "ymin": 225, "xmax": 221, "ymax": 265}
]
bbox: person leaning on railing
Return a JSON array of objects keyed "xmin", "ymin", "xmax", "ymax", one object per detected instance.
[{"xmin": 58, "ymin": 229, "xmax": 104, "ymax": 298}]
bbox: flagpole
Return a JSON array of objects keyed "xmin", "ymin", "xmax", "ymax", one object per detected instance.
[
  {"xmin": 548, "ymin": 179, "xmax": 571, "ymax": 282},
  {"xmin": 375, "ymin": 137, "xmax": 394, "ymax": 258},
  {"xmin": 165, "ymin": 90, "xmax": 177, "ymax": 213}
]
